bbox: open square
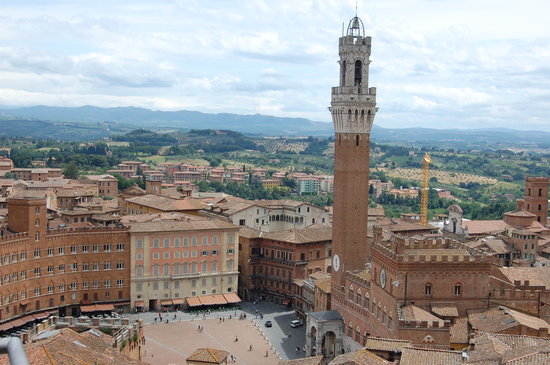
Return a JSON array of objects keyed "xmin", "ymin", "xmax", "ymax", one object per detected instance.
[{"xmin": 142, "ymin": 317, "xmax": 280, "ymax": 365}]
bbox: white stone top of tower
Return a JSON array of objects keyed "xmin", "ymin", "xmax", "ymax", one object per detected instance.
[{"xmin": 346, "ymin": 16, "xmax": 365, "ymax": 38}]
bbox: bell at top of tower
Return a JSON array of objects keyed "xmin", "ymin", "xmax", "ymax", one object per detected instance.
[{"xmin": 346, "ymin": 16, "xmax": 365, "ymax": 38}]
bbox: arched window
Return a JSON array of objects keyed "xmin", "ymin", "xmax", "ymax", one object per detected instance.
[
  {"xmin": 201, "ymin": 261, "xmax": 208, "ymax": 273},
  {"xmin": 348, "ymin": 284, "xmax": 354, "ymax": 301},
  {"xmin": 173, "ymin": 263, "xmax": 180, "ymax": 275},
  {"xmin": 276, "ymin": 215, "xmax": 280, "ymax": 221},
  {"xmin": 538, "ymin": 204, "xmax": 542, "ymax": 211},
  {"xmin": 355, "ymin": 326, "xmax": 361, "ymax": 342},
  {"xmin": 182, "ymin": 262, "xmax": 188, "ymax": 274},
  {"xmin": 355, "ymin": 135, "xmax": 359, "ymax": 146},
  {"xmin": 300, "ymin": 217, "xmax": 304, "ymax": 224},
  {"xmin": 35, "ymin": 219, "xmax": 40, "ymax": 227},
  {"xmin": 348, "ymin": 322, "xmax": 353, "ymax": 337},
  {"xmin": 163, "ymin": 264, "xmax": 170, "ymax": 276},
  {"xmin": 539, "ymin": 188, "xmax": 543, "ymax": 196},
  {"xmin": 528, "ymin": 188, "xmax": 531, "ymax": 196},
  {"xmin": 227, "ymin": 259, "xmax": 234, "ymax": 271},
  {"xmin": 212, "ymin": 261, "xmax": 217, "ymax": 272},
  {"xmin": 360, "ymin": 110, "xmax": 365, "ymax": 123},
  {"xmin": 354, "ymin": 60, "xmax": 362, "ymax": 85},
  {"xmin": 35, "ymin": 232, "xmax": 40, "ymax": 241},
  {"xmin": 153, "ymin": 264, "xmax": 159, "ymax": 276},
  {"xmin": 136, "ymin": 265, "xmax": 143, "ymax": 277},
  {"xmin": 356, "ymin": 288, "xmax": 362, "ymax": 305},
  {"xmin": 191, "ymin": 262, "xmax": 197, "ymax": 274},
  {"xmin": 365, "ymin": 292, "xmax": 370, "ymax": 310}
]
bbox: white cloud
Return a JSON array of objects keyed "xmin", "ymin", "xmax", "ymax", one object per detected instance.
[{"xmin": 0, "ymin": 0, "xmax": 548, "ymax": 131}]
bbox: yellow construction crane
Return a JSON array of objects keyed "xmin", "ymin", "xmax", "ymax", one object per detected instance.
[{"xmin": 420, "ymin": 153, "xmax": 432, "ymax": 226}]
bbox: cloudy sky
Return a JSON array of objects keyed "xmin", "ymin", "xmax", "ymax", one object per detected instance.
[{"xmin": 1, "ymin": 0, "xmax": 549, "ymax": 131}]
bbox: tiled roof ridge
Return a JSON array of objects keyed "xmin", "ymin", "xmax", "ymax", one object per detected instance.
[
  {"xmin": 367, "ymin": 337, "xmax": 412, "ymax": 344},
  {"xmin": 406, "ymin": 346, "xmax": 462, "ymax": 354},
  {"xmin": 41, "ymin": 344, "xmax": 55, "ymax": 365},
  {"xmin": 479, "ymin": 331, "xmax": 550, "ymax": 342},
  {"xmin": 506, "ymin": 348, "xmax": 550, "ymax": 364},
  {"xmin": 207, "ymin": 347, "xmax": 219, "ymax": 362}
]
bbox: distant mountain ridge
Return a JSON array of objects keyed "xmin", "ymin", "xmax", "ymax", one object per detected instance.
[{"xmin": 0, "ymin": 105, "xmax": 549, "ymax": 150}]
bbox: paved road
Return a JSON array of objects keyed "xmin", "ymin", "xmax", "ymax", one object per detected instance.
[{"xmin": 125, "ymin": 301, "xmax": 307, "ymax": 361}]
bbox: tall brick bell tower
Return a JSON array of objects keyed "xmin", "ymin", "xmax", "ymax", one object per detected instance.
[{"xmin": 330, "ymin": 16, "xmax": 377, "ymax": 296}]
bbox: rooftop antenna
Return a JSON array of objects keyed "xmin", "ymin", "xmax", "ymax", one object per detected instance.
[{"xmin": 356, "ymin": 0, "xmax": 358, "ymax": 17}]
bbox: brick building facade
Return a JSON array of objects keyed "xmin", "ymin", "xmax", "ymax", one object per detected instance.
[{"xmin": 0, "ymin": 197, "xmax": 131, "ymax": 326}]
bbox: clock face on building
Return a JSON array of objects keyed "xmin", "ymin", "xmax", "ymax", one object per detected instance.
[
  {"xmin": 333, "ymin": 254, "xmax": 341, "ymax": 272},
  {"xmin": 380, "ymin": 268, "xmax": 386, "ymax": 289}
]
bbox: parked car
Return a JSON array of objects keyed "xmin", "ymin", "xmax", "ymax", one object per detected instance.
[
  {"xmin": 290, "ymin": 320, "xmax": 303, "ymax": 328},
  {"xmin": 265, "ymin": 320, "xmax": 273, "ymax": 327}
]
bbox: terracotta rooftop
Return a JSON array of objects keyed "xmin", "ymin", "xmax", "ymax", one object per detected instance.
[
  {"xmin": 462, "ymin": 220, "xmax": 508, "ymax": 235},
  {"xmin": 262, "ymin": 225, "xmax": 332, "ymax": 244},
  {"xmin": 496, "ymin": 267, "xmax": 550, "ymax": 289},
  {"xmin": 329, "ymin": 349, "xmax": 391, "ymax": 365},
  {"xmin": 186, "ymin": 347, "xmax": 229, "ymax": 364},
  {"xmin": 400, "ymin": 304, "xmax": 445, "ymax": 326},
  {"xmin": 467, "ymin": 332, "xmax": 550, "ymax": 364},
  {"xmin": 0, "ymin": 327, "xmax": 147, "ymax": 365},
  {"xmin": 364, "ymin": 337, "xmax": 412, "ymax": 352},
  {"xmin": 376, "ymin": 217, "xmax": 435, "ymax": 233},
  {"xmin": 468, "ymin": 238, "xmax": 515, "ymax": 255},
  {"xmin": 399, "ymin": 347, "xmax": 463, "ymax": 365},
  {"xmin": 449, "ymin": 317, "xmax": 469, "ymax": 344},
  {"xmin": 468, "ymin": 306, "xmax": 550, "ymax": 334},
  {"xmin": 278, "ymin": 356, "xmax": 323, "ymax": 365},
  {"xmin": 314, "ymin": 278, "xmax": 332, "ymax": 294},
  {"xmin": 124, "ymin": 213, "xmax": 237, "ymax": 232},
  {"xmin": 126, "ymin": 194, "xmax": 203, "ymax": 211},
  {"xmin": 431, "ymin": 303, "xmax": 459, "ymax": 318}
]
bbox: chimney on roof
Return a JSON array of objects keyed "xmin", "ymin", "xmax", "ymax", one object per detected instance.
[{"xmin": 516, "ymin": 199, "xmax": 525, "ymax": 211}]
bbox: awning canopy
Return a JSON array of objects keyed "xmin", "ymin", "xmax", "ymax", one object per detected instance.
[
  {"xmin": 172, "ymin": 298, "xmax": 184, "ymax": 305},
  {"xmin": 199, "ymin": 294, "xmax": 227, "ymax": 306},
  {"xmin": 81, "ymin": 304, "xmax": 114, "ymax": 312},
  {"xmin": 19, "ymin": 300, "xmax": 30, "ymax": 306},
  {"xmin": 223, "ymin": 293, "xmax": 241, "ymax": 304},
  {"xmin": 134, "ymin": 301, "xmax": 145, "ymax": 307},
  {"xmin": 160, "ymin": 300, "xmax": 173, "ymax": 306},
  {"xmin": 186, "ymin": 297, "xmax": 202, "ymax": 307},
  {"xmin": 282, "ymin": 299, "xmax": 291, "ymax": 305}
]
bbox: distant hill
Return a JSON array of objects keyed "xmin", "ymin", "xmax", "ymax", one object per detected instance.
[
  {"xmin": 0, "ymin": 105, "xmax": 549, "ymax": 150},
  {"xmin": 0, "ymin": 105, "xmax": 332, "ymax": 137}
]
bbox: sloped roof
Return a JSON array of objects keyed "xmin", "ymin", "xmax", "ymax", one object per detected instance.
[
  {"xmin": 468, "ymin": 238, "xmax": 515, "ymax": 255},
  {"xmin": 496, "ymin": 267, "xmax": 550, "ymax": 289},
  {"xmin": 431, "ymin": 303, "xmax": 459, "ymax": 318},
  {"xmin": 309, "ymin": 310, "xmax": 342, "ymax": 321},
  {"xmin": 399, "ymin": 347, "xmax": 463, "ymax": 365},
  {"xmin": 462, "ymin": 220, "xmax": 508, "ymax": 235},
  {"xmin": 262, "ymin": 225, "xmax": 332, "ymax": 244},
  {"xmin": 468, "ymin": 307, "xmax": 550, "ymax": 333},
  {"xmin": 278, "ymin": 356, "xmax": 323, "ymax": 365},
  {"xmin": 0, "ymin": 327, "xmax": 147, "ymax": 365},
  {"xmin": 449, "ymin": 317, "xmax": 469, "ymax": 344},
  {"xmin": 467, "ymin": 332, "xmax": 550, "ymax": 364},
  {"xmin": 126, "ymin": 194, "xmax": 202, "ymax": 211},
  {"xmin": 401, "ymin": 304, "xmax": 445, "ymax": 326},
  {"xmin": 330, "ymin": 349, "xmax": 391, "ymax": 365},
  {"xmin": 124, "ymin": 213, "xmax": 237, "ymax": 232},
  {"xmin": 314, "ymin": 278, "xmax": 332, "ymax": 294},
  {"xmin": 364, "ymin": 337, "xmax": 412, "ymax": 352},
  {"xmin": 186, "ymin": 347, "xmax": 229, "ymax": 363}
]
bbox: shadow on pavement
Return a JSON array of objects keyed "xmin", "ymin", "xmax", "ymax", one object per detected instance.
[{"xmin": 273, "ymin": 313, "xmax": 306, "ymax": 360}]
